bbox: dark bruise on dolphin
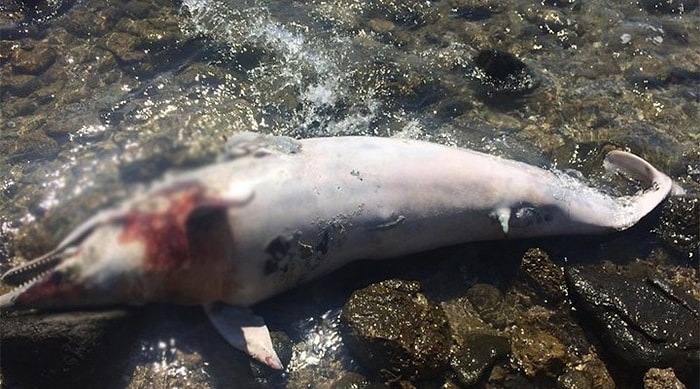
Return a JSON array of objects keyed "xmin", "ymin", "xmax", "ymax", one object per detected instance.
[{"xmin": 0, "ymin": 132, "xmax": 682, "ymax": 369}]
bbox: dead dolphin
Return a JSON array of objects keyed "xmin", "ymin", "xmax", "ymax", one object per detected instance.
[{"xmin": 0, "ymin": 132, "xmax": 680, "ymax": 369}]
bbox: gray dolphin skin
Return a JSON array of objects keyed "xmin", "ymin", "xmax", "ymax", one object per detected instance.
[{"xmin": 0, "ymin": 132, "xmax": 680, "ymax": 369}]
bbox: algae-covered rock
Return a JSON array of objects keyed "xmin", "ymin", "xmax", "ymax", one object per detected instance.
[
  {"xmin": 340, "ymin": 279, "xmax": 451, "ymax": 382},
  {"xmin": 518, "ymin": 248, "xmax": 567, "ymax": 306},
  {"xmin": 643, "ymin": 367, "xmax": 688, "ymax": 389}
]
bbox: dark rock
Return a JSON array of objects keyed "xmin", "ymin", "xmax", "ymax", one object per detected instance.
[
  {"xmin": 340, "ymin": 280, "xmax": 452, "ymax": 382},
  {"xmin": 519, "ymin": 248, "xmax": 567, "ymax": 306},
  {"xmin": 449, "ymin": 333, "xmax": 510, "ymax": 387},
  {"xmin": 643, "ymin": 367, "xmax": 687, "ymax": 389},
  {"xmin": 655, "ymin": 196, "xmax": 699, "ymax": 258},
  {"xmin": 565, "ymin": 267, "xmax": 700, "ymax": 371},
  {"xmin": 470, "ymin": 49, "xmax": 539, "ymax": 101},
  {"xmin": 0, "ymin": 309, "xmax": 137, "ymax": 389},
  {"xmin": 641, "ymin": 0, "xmax": 699, "ymax": 14}
]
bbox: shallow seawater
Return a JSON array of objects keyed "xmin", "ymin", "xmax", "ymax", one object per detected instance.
[{"xmin": 0, "ymin": 0, "xmax": 698, "ymax": 387}]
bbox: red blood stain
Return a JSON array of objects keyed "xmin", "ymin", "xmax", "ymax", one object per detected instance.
[{"xmin": 118, "ymin": 182, "xmax": 211, "ymax": 270}]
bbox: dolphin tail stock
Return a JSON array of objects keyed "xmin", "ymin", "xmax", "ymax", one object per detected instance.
[{"xmin": 603, "ymin": 150, "xmax": 682, "ymax": 231}]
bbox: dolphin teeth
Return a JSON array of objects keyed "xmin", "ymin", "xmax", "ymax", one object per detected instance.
[
  {"xmin": 1, "ymin": 251, "xmax": 64, "ymax": 286},
  {"xmin": 491, "ymin": 207, "xmax": 511, "ymax": 235}
]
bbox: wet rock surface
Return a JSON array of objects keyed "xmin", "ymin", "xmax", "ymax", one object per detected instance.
[
  {"xmin": 655, "ymin": 196, "xmax": 699, "ymax": 258},
  {"xmin": 643, "ymin": 367, "xmax": 688, "ymax": 389},
  {"xmin": 339, "ymin": 279, "xmax": 452, "ymax": 382},
  {"xmin": 448, "ymin": 333, "xmax": 510, "ymax": 387},
  {"xmin": 518, "ymin": 247, "xmax": 567, "ymax": 306},
  {"xmin": 566, "ymin": 267, "xmax": 700, "ymax": 372}
]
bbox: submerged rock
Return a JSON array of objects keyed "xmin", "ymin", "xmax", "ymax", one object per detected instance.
[
  {"xmin": 339, "ymin": 279, "xmax": 451, "ymax": 382},
  {"xmin": 469, "ymin": 49, "xmax": 539, "ymax": 102},
  {"xmin": 565, "ymin": 267, "xmax": 700, "ymax": 371},
  {"xmin": 640, "ymin": 0, "xmax": 699, "ymax": 14}
]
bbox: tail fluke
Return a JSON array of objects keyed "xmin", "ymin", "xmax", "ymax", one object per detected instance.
[{"xmin": 603, "ymin": 150, "xmax": 679, "ymax": 230}]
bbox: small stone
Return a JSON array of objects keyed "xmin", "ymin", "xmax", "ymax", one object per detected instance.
[
  {"xmin": 643, "ymin": 367, "xmax": 687, "ymax": 389},
  {"xmin": 99, "ymin": 31, "xmax": 143, "ymax": 62},
  {"xmin": 369, "ymin": 18, "xmax": 395, "ymax": 33},
  {"xmin": 340, "ymin": 280, "xmax": 452, "ymax": 382},
  {"xmin": 12, "ymin": 45, "xmax": 57, "ymax": 75}
]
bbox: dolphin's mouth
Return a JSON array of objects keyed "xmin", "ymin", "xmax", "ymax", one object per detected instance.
[
  {"xmin": 0, "ymin": 249, "xmax": 74, "ymax": 310},
  {"xmin": 2, "ymin": 251, "xmax": 66, "ymax": 286}
]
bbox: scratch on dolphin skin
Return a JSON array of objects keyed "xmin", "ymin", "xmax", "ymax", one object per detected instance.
[{"xmin": 369, "ymin": 215, "xmax": 406, "ymax": 231}]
